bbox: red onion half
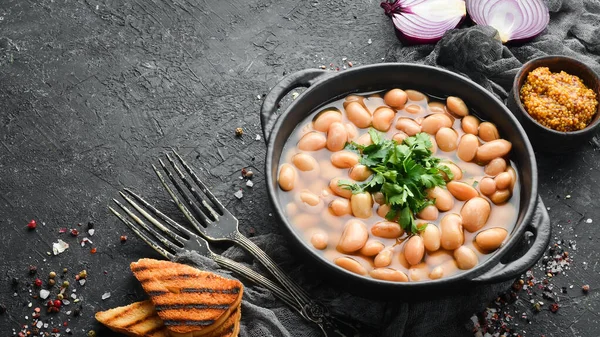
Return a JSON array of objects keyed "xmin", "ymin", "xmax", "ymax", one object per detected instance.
[
  {"xmin": 381, "ymin": 0, "xmax": 467, "ymax": 44},
  {"xmin": 467, "ymin": 0, "xmax": 550, "ymax": 43}
]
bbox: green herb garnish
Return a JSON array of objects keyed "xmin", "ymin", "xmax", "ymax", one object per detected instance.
[{"xmin": 339, "ymin": 129, "xmax": 452, "ymax": 234}]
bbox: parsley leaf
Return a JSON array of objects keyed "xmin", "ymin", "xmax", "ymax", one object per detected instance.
[{"xmin": 339, "ymin": 130, "xmax": 449, "ymax": 234}]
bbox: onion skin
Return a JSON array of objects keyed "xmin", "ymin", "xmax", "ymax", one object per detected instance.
[
  {"xmin": 381, "ymin": 0, "xmax": 467, "ymax": 45},
  {"xmin": 466, "ymin": 0, "xmax": 550, "ymax": 44}
]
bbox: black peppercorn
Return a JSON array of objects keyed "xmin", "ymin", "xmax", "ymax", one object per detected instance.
[
  {"xmin": 29, "ymin": 265, "xmax": 37, "ymax": 275},
  {"xmin": 87, "ymin": 221, "xmax": 95, "ymax": 229},
  {"xmin": 0, "ymin": 303, "xmax": 6, "ymax": 314}
]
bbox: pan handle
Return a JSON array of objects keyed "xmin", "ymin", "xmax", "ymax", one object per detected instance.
[
  {"xmin": 260, "ymin": 69, "xmax": 330, "ymax": 141},
  {"xmin": 473, "ymin": 197, "xmax": 551, "ymax": 283}
]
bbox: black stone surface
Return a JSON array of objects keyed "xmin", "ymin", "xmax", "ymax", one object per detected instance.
[{"xmin": 0, "ymin": 1, "xmax": 598, "ymax": 336}]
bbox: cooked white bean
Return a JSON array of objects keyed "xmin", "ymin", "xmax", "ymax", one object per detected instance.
[
  {"xmin": 355, "ymin": 132, "xmax": 373, "ymax": 146},
  {"xmin": 310, "ymin": 229, "xmax": 328, "ymax": 250},
  {"xmin": 460, "ymin": 197, "xmax": 491, "ymax": 232},
  {"xmin": 351, "ymin": 192, "xmax": 373, "ymax": 219},
  {"xmin": 427, "ymin": 186, "xmax": 454, "ymax": 211},
  {"xmin": 377, "ymin": 204, "xmax": 392, "ymax": 218},
  {"xmin": 484, "ymin": 158, "xmax": 507, "ymax": 176},
  {"xmin": 405, "ymin": 104, "xmax": 422, "ymax": 114},
  {"xmin": 373, "ymin": 192, "xmax": 385, "ymax": 205},
  {"xmin": 421, "ymin": 224, "xmax": 441, "ymax": 252},
  {"xmin": 292, "ymin": 153, "xmax": 318, "ymax": 171},
  {"xmin": 337, "ymin": 219, "xmax": 369, "ymax": 253},
  {"xmin": 428, "ymin": 101, "xmax": 447, "ymax": 114},
  {"xmin": 427, "ymin": 134, "xmax": 438, "ymax": 153},
  {"xmin": 495, "ymin": 172, "xmax": 512, "ymax": 190},
  {"xmin": 435, "ymin": 127, "xmax": 458, "ymax": 152},
  {"xmin": 384, "ymin": 89, "xmax": 408, "ymax": 109},
  {"xmin": 298, "ymin": 131, "xmax": 327, "ymax": 151},
  {"xmin": 329, "ymin": 198, "xmax": 352, "ymax": 216},
  {"xmin": 406, "ymin": 90, "xmax": 426, "ymax": 101},
  {"xmin": 439, "ymin": 162, "xmax": 463, "ymax": 181},
  {"xmin": 313, "ymin": 109, "xmax": 342, "ymax": 132},
  {"xmin": 404, "ymin": 236, "xmax": 425, "ymax": 266},
  {"xmin": 360, "ymin": 240, "xmax": 385, "ymax": 257},
  {"xmin": 372, "ymin": 107, "xmax": 396, "ymax": 131},
  {"xmin": 440, "ymin": 213, "xmax": 464, "ymax": 250},
  {"xmin": 334, "ymin": 257, "xmax": 367, "ymax": 275},
  {"xmin": 278, "ymin": 163, "xmax": 296, "ymax": 191},
  {"xmin": 392, "ymin": 131, "xmax": 409, "ymax": 144},
  {"xmin": 345, "ymin": 123, "xmax": 358, "ymax": 140},
  {"xmin": 426, "ymin": 250, "xmax": 453, "ymax": 266},
  {"xmin": 457, "ymin": 134, "xmax": 479, "ymax": 162},
  {"xmin": 329, "ymin": 177, "xmax": 353, "ymax": 199},
  {"xmin": 479, "ymin": 122, "xmax": 499, "ymax": 142},
  {"xmin": 408, "ymin": 263, "xmax": 429, "ymax": 281},
  {"xmin": 429, "ymin": 266, "xmax": 444, "ymax": 280},
  {"xmin": 461, "ymin": 115, "xmax": 480, "ymax": 135},
  {"xmin": 475, "ymin": 140, "xmax": 512, "ymax": 162},
  {"xmin": 475, "ymin": 228, "xmax": 508, "ymax": 252},
  {"xmin": 374, "ymin": 248, "xmax": 394, "ymax": 268},
  {"xmin": 330, "ymin": 151, "xmax": 359, "ymax": 168},
  {"xmin": 417, "ymin": 205, "xmax": 438, "ymax": 221},
  {"xmin": 421, "ymin": 114, "xmax": 453, "ymax": 135},
  {"xmin": 346, "ymin": 101, "xmax": 372, "ymax": 128},
  {"xmin": 446, "ymin": 96, "xmax": 469, "ymax": 117},
  {"xmin": 370, "ymin": 268, "xmax": 409, "ymax": 282},
  {"xmin": 447, "ymin": 181, "xmax": 479, "ymax": 201},
  {"xmin": 300, "ymin": 191, "xmax": 321, "ymax": 206},
  {"xmin": 507, "ymin": 166, "xmax": 517, "ymax": 190},
  {"xmin": 454, "ymin": 246, "xmax": 478, "ymax": 270},
  {"xmin": 326, "ymin": 122, "xmax": 348, "ymax": 152},
  {"xmin": 395, "ymin": 118, "xmax": 421, "ymax": 136},
  {"xmin": 479, "ymin": 177, "xmax": 496, "ymax": 196},
  {"xmin": 371, "ymin": 221, "xmax": 404, "ymax": 238},
  {"xmin": 348, "ymin": 164, "xmax": 372, "ymax": 181},
  {"xmin": 490, "ymin": 189, "xmax": 511, "ymax": 205}
]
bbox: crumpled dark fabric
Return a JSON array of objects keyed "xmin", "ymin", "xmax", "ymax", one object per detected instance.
[{"xmin": 175, "ymin": 1, "xmax": 599, "ymax": 336}]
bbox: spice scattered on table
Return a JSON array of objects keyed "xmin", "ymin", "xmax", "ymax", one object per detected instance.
[
  {"xmin": 27, "ymin": 219, "xmax": 37, "ymax": 230},
  {"xmin": 235, "ymin": 127, "xmax": 243, "ymax": 136}
]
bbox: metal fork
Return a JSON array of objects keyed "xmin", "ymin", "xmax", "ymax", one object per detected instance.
[
  {"xmin": 109, "ymin": 189, "xmax": 359, "ymax": 336},
  {"xmin": 152, "ymin": 150, "xmax": 361, "ymax": 337}
]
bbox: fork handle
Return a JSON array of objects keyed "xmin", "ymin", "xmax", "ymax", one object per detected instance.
[
  {"xmin": 233, "ymin": 232, "xmax": 312, "ymax": 304},
  {"xmin": 210, "ymin": 253, "xmax": 299, "ymax": 311}
]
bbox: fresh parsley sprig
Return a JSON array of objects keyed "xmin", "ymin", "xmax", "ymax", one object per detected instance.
[{"xmin": 339, "ymin": 129, "xmax": 452, "ymax": 234}]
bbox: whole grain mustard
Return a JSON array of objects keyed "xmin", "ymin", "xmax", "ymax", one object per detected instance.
[{"xmin": 520, "ymin": 67, "xmax": 597, "ymax": 132}]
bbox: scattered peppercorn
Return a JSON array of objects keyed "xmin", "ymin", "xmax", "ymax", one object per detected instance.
[
  {"xmin": 87, "ymin": 330, "xmax": 97, "ymax": 337},
  {"xmin": 87, "ymin": 221, "xmax": 95, "ymax": 229},
  {"xmin": 34, "ymin": 278, "xmax": 42, "ymax": 287},
  {"xmin": 79, "ymin": 270, "xmax": 87, "ymax": 279},
  {"xmin": 53, "ymin": 299, "xmax": 62, "ymax": 308},
  {"xmin": 70, "ymin": 229, "xmax": 79, "ymax": 237},
  {"xmin": 49, "ymin": 271, "xmax": 56, "ymax": 279},
  {"xmin": 63, "ymin": 268, "xmax": 68, "ymax": 273},
  {"xmin": 90, "ymin": 247, "xmax": 97, "ymax": 254},
  {"xmin": 63, "ymin": 280, "xmax": 70, "ymax": 287},
  {"xmin": 582, "ymin": 284, "xmax": 590, "ymax": 293},
  {"xmin": 48, "ymin": 278, "xmax": 56, "ymax": 287},
  {"xmin": 120, "ymin": 235, "xmax": 128, "ymax": 242},
  {"xmin": 532, "ymin": 302, "xmax": 542, "ymax": 313},
  {"xmin": 235, "ymin": 127, "xmax": 244, "ymax": 137},
  {"xmin": 29, "ymin": 265, "xmax": 38, "ymax": 275},
  {"xmin": 57, "ymin": 293, "xmax": 64, "ymax": 300},
  {"xmin": 0, "ymin": 303, "xmax": 6, "ymax": 314},
  {"xmin": 73, "ymin": 306, "xmax": 81, "ymax": 317},
  {"xmin": 550, "ymin": 303, "xmax": 560, "ymax": 313},
  {"xmin": 520, "ymin": 67, "xmax": 598, "ymax": 132},
  {"xmin": 244, "ymin": 170, "xmax": 254, "ymax": 179},
  {"xmin": 27, "ymin": 219, "xmax": 37, "ymax": 230}
]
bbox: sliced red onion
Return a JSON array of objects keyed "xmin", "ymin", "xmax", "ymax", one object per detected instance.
[
  {"xmin": 467, "ymin": 0, "xmax": 550, "ymax": 43},
  {"xmin": 381, "ymin": 0, "xmax": 467, "ymax": 44}
]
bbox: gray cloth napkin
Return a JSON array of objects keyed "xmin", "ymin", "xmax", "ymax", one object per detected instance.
[{"xmin": 178, "ymin": 1, "xmax": 599, "ymax": 336}]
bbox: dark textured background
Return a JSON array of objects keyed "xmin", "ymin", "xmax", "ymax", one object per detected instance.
[{"xmin": 0, "ymin": 0, "xmax": 598, "ymax": 336}]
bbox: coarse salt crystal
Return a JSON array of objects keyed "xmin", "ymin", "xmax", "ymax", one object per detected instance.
[
  {"xmin": 234, "ymin": 190, "xmax": 243, "ymax": 199},
  {"xmin": 71, "ymin": 293, "xmax": 77, "ymax": 299},
  {"xmin": 36, "ymin": 321, "xmax": 43, "ymax": 329},
  {"xmin": 255, "ymin": 134, "xmax": 261, "ymax": 141},
  {"xmin": 246, "ymin": 180, "xmax": 254, "ymax": 188},
  {"xmin": 52, "ymin": 239, "xmax": 69, "ymax": 255},
  {"xmin": 79, "ymin": 279, "xmax": 86, "ymax": 286},
  {"xmin": 62, "ymin": 299, "xmax": 70, "ymax": 305},
  {"xmin": 291, "ymin": 92, "xmax": 299, "ymax": 100},
  {"xmin": 102, "ymin": 292, "xmax": 111, "ymax": 300},
  {"xmin": 39, "ymin": 289, "xmax": 50, "ymax": 299},
  {"xmin": 586, "ymin": 218, "xmax": 592, "ymax": 223},
  {"xmin": 367, "ymin": 38, "xmax": 372, "ymax": 44},
  {"xmin": 88, "ymin": 229, "xmax": 95, "ymax": 236}
]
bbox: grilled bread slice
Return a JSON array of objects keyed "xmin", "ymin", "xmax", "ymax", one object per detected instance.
[
  {"xmin": 95, "ymin": 300, "xmax": 168, "ymax": 337},
  {"xmin": 96, "ymin": 300, "xmax": 241, "ymax": 337},
  {"xmin": 131, "ymin": 258, "xmax": 243, "ymax": 337}
]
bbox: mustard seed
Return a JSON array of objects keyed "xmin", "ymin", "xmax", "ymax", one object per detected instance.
[{"xmin": 49, "ymin": 271, "xmax": 56, "ymax": 279}]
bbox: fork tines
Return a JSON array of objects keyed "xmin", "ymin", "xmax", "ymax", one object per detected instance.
[
  {"xmin": 109, "ymin": 189, "xmax": 197, "ymax": 260},
  {"xmin": 152, "ymin": 150, "xmax": 228, "ymax": 233}
]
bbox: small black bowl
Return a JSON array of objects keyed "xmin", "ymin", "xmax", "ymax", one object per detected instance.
[{"xmin": 507, "ymin": 55, "xmax": 600, "ymax": 153}]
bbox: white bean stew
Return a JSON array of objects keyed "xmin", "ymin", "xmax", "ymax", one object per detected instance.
[{"xmin": 276, "ymin": 89, "xmax": 520, "ymax": 282}]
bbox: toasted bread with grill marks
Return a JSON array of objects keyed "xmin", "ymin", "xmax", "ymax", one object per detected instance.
[
  {"xmin": 130, "ymin": 258, "xmax": 243, "ymax": 337},
  {"xmin": 95, "ymin": 300, "xmax": 168, "ymax": 337},
  {"xmin": 95, "ymin": 300, "xmax": 241, "ymax": 337}
]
